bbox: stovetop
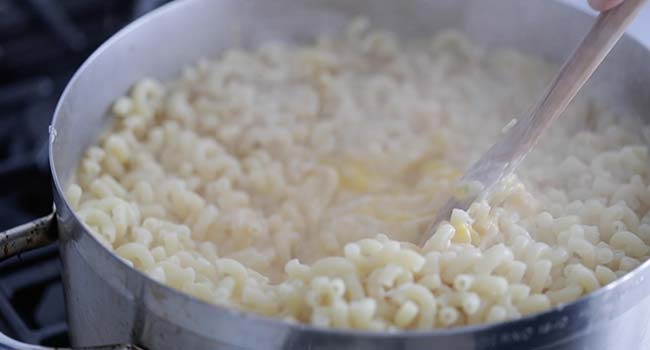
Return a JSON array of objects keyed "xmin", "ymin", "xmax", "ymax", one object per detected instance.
[{"xmin": 0, "ymin": 0, "xmax": 169, "ymax": 347}]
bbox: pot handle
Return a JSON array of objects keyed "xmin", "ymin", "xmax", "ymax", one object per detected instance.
[
  {"xmin": 0, "ymin": 213, "xmax": 58, "ymax": 260},
  {"xmin": 0, "ymin": 213, "xmax": 144, "ymax": 350}
]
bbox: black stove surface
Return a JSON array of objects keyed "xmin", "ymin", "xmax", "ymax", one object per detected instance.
[{"xmin": 0, "ymin": 0, "xmax": 169, "ymax": 347}]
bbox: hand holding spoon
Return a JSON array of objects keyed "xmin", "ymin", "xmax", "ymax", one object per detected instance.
[{"xmin": 419, "ymin": 0, "xmax": 648, "ymax": 246}]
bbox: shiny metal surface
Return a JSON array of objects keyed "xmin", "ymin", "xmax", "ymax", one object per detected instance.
[{"xmin": 3, "ymin": 0, "xmax": 650, "ymax": 349}]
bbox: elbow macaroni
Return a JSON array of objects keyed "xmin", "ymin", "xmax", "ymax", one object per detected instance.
[{"xmin": 67, "ymin": 19, "xmax": 650, "ymax": 330}]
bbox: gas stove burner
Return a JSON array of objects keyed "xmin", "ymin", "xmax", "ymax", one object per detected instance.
[
  {"xmin": 0, "ymin": 0, "xmax": 169, "ymax": 347},
  {"xmin": 0, "ymin": 245, "xmax": 67, "ymax": 346}
]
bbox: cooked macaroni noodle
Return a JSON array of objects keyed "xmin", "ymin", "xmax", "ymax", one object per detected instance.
[{"xmin": 67, "ymin": 19, "xmax": 650, "ymax": 330}]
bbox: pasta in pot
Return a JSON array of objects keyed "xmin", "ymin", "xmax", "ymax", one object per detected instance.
[{"xmin": 66, "ymin": 18, "xmax": 650, "ymax": 330}]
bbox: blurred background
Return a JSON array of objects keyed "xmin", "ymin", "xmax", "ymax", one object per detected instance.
[{"xmin": 0, "ymin": 0, "xmax": 647, "ymax": 348}]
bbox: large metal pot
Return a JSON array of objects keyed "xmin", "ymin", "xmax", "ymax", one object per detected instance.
[{"xmin": 1, "ymin": 0, "xmax": 650, "ymax": 349}]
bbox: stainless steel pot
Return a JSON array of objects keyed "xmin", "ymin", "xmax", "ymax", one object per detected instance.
[{"xmin": 1, "ymin": 0, "xmax": 650, "ymax": 349}]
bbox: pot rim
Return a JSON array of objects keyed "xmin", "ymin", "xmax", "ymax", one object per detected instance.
[{"xmin": 47, "ymin": 0, "xmax": 650, "ymax": 340}]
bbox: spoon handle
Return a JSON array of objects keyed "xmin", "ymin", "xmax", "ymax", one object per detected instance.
[{"xmin": 419, "ymin": 0, "xmax": 648, "ymax": 246}]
